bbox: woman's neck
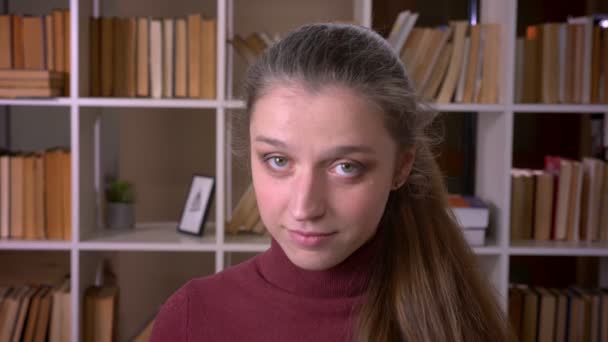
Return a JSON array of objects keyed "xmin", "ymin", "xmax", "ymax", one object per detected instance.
[{"xmin": 256, "ymin": 228, "xmax": 383, "ymax": 299}]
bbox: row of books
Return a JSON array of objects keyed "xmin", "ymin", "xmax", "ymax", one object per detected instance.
[
  {"xmin": 511, "ymin": 156, "xmax": 608, "ymax": 242},
  {"xmin": 509, "ymin": 284, "xmax": 608, "ymax": 342},
  {"xmin": 0, "ymin": 277, "xmax": 71, "ymax": 342},
  {"xmin": 0, "ymin": 149, "xmax": 72, "ymax": 241},
  {"xmin": 448, "ymin": 194, "xmax": 490, "ymax": 246},
  {"xmin": 90, "ymin": 14, "xmax": 217, "ymax": 99},
  {"xmin": 387, "ymin": 11, "xmax": 501, "ymax": 104},
  {"xmin": 0, "ymin": 10, "xmax": 71, "ymax": 97},
  {"xmin": 227, "ymin": 184, "xmax": 267, "ymax": 235},
  {"xmin": 515, "ymin": 15, "xmax": 608, "ymax": 104}
]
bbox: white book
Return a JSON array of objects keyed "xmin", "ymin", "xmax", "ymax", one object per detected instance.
[
  {"xmin": 472, "ymin": 26, "xmax": 485, "ymax": 102},
  {"xmin": 454, "ymin": 37, "xmax": 470, "ymax": 102},
  {"xmin": 462, "ymin": 228, "xmax": 486, "ymax": 246},
  {"xmin": 150, "ymin": 19, "xmax": 163, "ymax": 99},
  {"xmin": 162, "ymin": 18, "xmax": 174, "ymax": 98},
  {"xmin": 452, "ymin": 207, "xmax": 489, "ymax": 229},
  {"xmin": 387, "ymin": 10, "xmax": 410, "ymax": 48},
  {"xmin": 394, "ymin": 13, "xmax": 419, "ymax": 53}
]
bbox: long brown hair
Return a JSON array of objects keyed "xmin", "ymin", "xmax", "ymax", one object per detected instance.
[{"xmin": 238, "ymin": 22, "xmax": 509, "ymax": 341}]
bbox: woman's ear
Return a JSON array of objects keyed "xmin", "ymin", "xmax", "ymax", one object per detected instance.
[{"xmin": 392, "ymin": 147, "xmax": 416, "ymax": 190}]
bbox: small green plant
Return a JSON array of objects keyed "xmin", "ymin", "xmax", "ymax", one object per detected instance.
[{"xmin": 106, "ymin": 180, "xmax": 135, "ymax": 203}]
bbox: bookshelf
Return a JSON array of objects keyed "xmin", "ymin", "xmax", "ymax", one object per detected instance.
[{"xmin": 1, "ymin": 0, "xmax": 607, "ymax": 340}]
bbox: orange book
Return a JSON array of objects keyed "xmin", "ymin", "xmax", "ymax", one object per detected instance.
[
  {"xmin": 33, "ymin": 154, "xmax": 46, "ymax": 240},
  {"xmin": 12, "ymin": 15, "xmax": 24, "ymax": 69},
  {"xmin": 61, "ymin": 150, "xmax": 71, "ymax": 241},
  {"xmin": 44, "ymin": 149, "xmax": 62, "ymax": 240},
  {"xmin": 125, "ymin": 18, "xmax": 137, "ymax": 97},
  {"xmin": 22, "ymin": 16, "xmax": 45, "ymax": 70},
  {"xmin": 0, "ymin": 15, "xmax": 12, "ymax": 68},
  {"xmin": 22, "ymin": 155, "xmax": 36, "ymax": 240},
  {"xmin": 522, "ymin": 26, "xmax": 541, "ymax": 103},
  {"xmin": 200, "ymin": 18, "xmax": 217, "ymax": 99},
  {"xmin": 63, "ymin": 10, "xmax": 70, "ymax": 96},
  {"xmin": 52, "ymin": 10, "xmax": 64, "ymax": 73},
  {"xmin": 45, "ymin": 15, "xmax": 54, "ymax": 70},
  {"xmin": 136, "ymin": 17, "xmax": 149, "ymax": 97},
  {"xmin": 477, "ymin": 24, "xmax": 501, "ymax": 103},
  {"xmin": 187, "ymin": 14, "xmax": 201, "ymax": 98},
  {"xmin": 10, "ymin": 155, "xmax": 25, "ymax": 239},
  {"xmin": 174, "ymin": 18, "xmax": 187, "ymax": 97}
]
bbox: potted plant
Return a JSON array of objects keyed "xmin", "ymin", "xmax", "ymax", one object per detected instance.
[{"xmin": 106, "ymin": 179, "xmax": 135, "ymax": 229}]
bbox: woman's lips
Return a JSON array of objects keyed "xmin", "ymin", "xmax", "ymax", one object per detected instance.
[{"xmin": 287, "ymin": 229, "xmax": 336, "ymax": 248}]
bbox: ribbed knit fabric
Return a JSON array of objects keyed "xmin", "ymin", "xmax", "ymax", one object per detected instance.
[{"xmin": 150, "ymin": 231, "xmax": 381, "ymax": 342}]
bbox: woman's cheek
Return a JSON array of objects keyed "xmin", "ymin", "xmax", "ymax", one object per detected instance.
[{"xmin": 253, "ymin": 172, "xmax": 285, "ymax": 228}]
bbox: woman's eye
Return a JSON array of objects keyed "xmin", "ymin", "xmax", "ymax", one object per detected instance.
[
  {"xmin": 266, "ymin": 156, "xmax": 289, "ymax": 170},
  {"xmin": 334, "ymin": 162, "xmax": 362, "ymax": 176}
]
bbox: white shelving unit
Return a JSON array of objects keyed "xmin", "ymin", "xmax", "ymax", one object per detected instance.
[{"xmin": 2, "ymin": 0, "xmax": 606, "ymax": 340}]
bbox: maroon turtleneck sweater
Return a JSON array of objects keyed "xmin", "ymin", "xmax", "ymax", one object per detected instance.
[{"xmin": 150, "ymin": 232, "xmax": 381, "ymax": 341}]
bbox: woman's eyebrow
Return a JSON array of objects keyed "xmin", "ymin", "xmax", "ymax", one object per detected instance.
[
  {"xmin": 322, "ymin": 145, "xmax": 375, "ymax": 158},
  {"xmin": 255, "ymin": 135, "xmax": 375, "ymax": 156},
  {"xmin": 254, "ymin": 136, "xmax": 289, "ymax": 148}
]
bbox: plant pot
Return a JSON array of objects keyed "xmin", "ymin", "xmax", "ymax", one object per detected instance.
[{"xmin": 106, "ymin": 202, "xmax": 135, "ymax": 229}]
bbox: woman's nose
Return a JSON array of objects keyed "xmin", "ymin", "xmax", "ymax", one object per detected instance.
[{"xmin": 288, "ymin": 168, "xmax": 326, "ymax": 222}]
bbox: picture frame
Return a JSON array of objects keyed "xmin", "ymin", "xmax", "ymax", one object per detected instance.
[{"xmin": 177, "ymin": 174, "xmax": 215, "ymax": 236}]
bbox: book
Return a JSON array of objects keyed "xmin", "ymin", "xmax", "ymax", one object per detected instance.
[
  {"xmin": 174, "ymin": 17, "xmax": 187, "ymax": 97},
  {"xmin": 100, "ymin": 17, "xmax": 113, "ymax": 97},
  {"xmin": 436, "ymin": 21, "xmax": 468, "ymax": 103},
  {"xmin": 83, "ymin": 285, "xmax": 117, "ymax": 342},
  {"xmin": 200, "ymin": 18, "xmax": 217, "ymax": 99},
  {"xmin": 0, "ymin": 15, "xmax": 12, "ymax": 68},
  {"xmin": 162, "ymin": 18, "xmax": 174, "ymax": 98},
  {"xmin": 136, "ymin": 17, "xmax": 150, "ymax": 97},
  {"xmin": 149, "ymin": 19, "xmax": 163, "ymax": 99},
  {"xmin": 187, "ymin": 14, "xmax": 201, "ymax": 98},
  {"xmin": 447, "ymin": 194, "xmax": 490, "ymax": 229}
]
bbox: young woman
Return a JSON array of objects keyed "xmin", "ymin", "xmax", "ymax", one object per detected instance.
[{"xmin": 151, "ymin": 22, "xmax": 509, "ymax": 341}]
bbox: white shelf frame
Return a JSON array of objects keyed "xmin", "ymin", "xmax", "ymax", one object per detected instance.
[{"xmin": 3, "ymin": 0, "xmax": 607, "ymax": 340}]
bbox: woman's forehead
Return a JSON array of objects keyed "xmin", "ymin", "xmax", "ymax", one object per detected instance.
[{"xmin": 249, "ymin": 84, "xmax": 397, "ymax": 155}]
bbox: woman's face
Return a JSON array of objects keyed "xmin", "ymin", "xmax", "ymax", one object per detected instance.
[{"xmin": 250, "ymin": 84, "xmax": 411, "ymax": 271}]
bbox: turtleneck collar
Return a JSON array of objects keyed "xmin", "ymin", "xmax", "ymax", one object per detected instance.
[{"xmin": 256, "ymin": 227, "xmax": 383, "ymax": 299}]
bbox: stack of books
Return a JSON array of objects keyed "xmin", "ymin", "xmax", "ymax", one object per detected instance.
[
  {"xmin": 0, "ymin": 9, "xmax": 71, "ymax": 98},
  {"xmin": 0, "ymin": 70, "xmax": 64, "ymax": 98},
  {"xmin": 448, "ymin": 194, "xmax": 490, "ymax": 246}
]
